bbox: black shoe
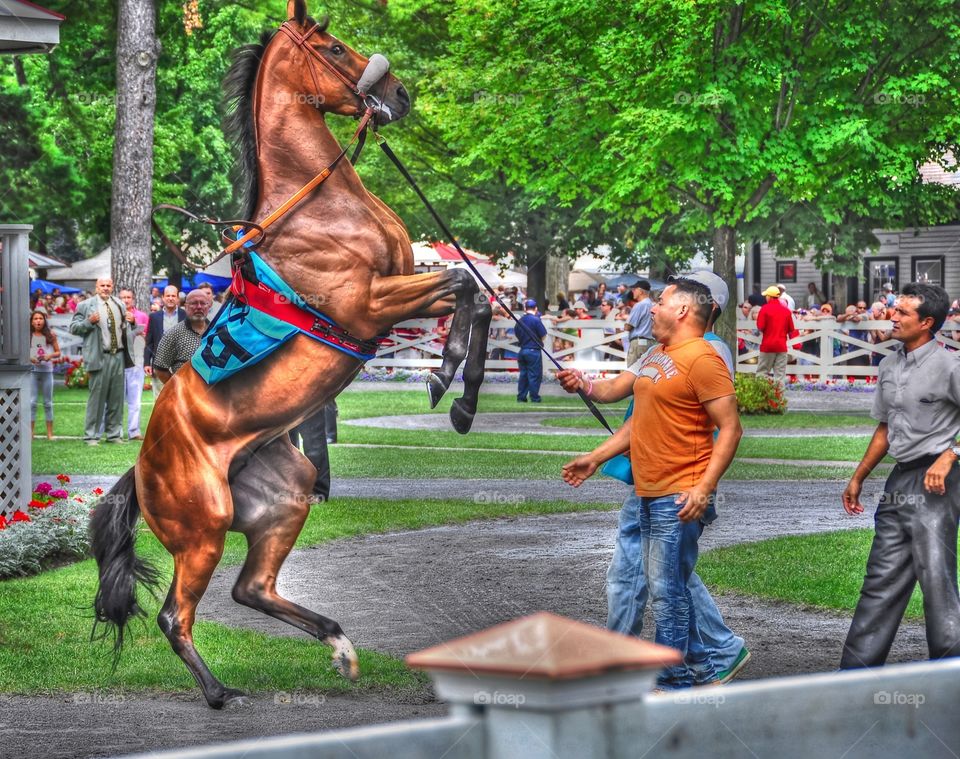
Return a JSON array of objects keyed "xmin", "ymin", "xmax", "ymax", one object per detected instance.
[
  {"xmin": 531, "ymin": 397, "xmax": 542, "ymax": 403},
  {"xmin": 517, "ymin": 397, "xmax": 528, "ymax": 402}
]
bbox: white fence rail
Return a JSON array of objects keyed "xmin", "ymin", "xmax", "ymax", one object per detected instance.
[
  {"xmin": 128, "ymin": 651, "xmax": 960, "ymax": 759},
  {"xmin": 51, "ymin": 313, "xmax": 960, "ymax": 379},
  {"xmin": 371, "ymin": 317, "xmax": 959, "ymax": 379},
  {"xmin": 737, "ymin": 318, "xmax": 960, "ymax": 378}
]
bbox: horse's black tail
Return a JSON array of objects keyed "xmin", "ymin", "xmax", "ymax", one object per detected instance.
[{"xmin": 90, "ymin": 468, "xmax": 162, "ymax": 657}]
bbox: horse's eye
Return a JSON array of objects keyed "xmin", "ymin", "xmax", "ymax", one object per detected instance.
[{"xmin": 331, "ymin": 45, "xmax": 344, "ymax": 55}]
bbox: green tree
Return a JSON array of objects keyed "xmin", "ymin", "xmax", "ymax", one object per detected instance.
[{"xmin": 396, "ymin": 0, "xmax": 960, "ymax": 343}]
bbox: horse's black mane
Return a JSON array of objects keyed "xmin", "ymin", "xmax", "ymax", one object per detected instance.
[
  {"xmin": 222, "ymin": 17, "xmax": 330, "ymax": 221},
  {"xmin": 222, "ymin": 29, "xmax": 277, "ymax": 221}
]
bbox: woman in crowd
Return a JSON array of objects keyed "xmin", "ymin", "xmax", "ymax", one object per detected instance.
[
  {"xmin": 29, "ymin": 309, "xmax": 60, "ymax": 439},
  {"xmin": 806, "ymin": 282, "xmax": 825, "ymax": 308}
]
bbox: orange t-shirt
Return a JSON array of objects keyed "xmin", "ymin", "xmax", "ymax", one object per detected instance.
[{"xmin": 630, "ymin": 337, "xmax": 735, "ymax": 497}]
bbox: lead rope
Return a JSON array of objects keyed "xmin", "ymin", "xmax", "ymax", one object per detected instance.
[{"xmin": 376, "ymin": 136, "xmax": 613, "ymax": 434}]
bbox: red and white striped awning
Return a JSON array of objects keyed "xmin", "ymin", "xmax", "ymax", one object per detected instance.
[{"xmin": 412, "ymin": 241, "xmax": 489, "ymax": 265}]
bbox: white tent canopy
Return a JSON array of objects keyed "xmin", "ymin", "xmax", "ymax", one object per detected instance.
[{"xmin": 451, "ymin": 261, "xmax": 527, "ymax": 288}]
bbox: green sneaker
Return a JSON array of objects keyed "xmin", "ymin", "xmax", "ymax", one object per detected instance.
[{"xmin": 716, "ymin": 647, "xmax": 751, "ymax": 684}]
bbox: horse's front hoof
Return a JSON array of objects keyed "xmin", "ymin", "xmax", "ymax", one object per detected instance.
[
  {"xmin": 450, "ymin": 398, "xmax": 475, "ymax": 434},
  {"xmin": 426, "ymin": 373, "xmax": 448, "ymax": 409},
  {"xmin": 328, "ymin": 634, "xmax": 360, "ymax": 682}
]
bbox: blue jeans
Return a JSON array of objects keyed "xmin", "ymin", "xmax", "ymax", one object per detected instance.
[
  {"xmin": 516, "ymin": 348, "xmax": 542, "ymax": 401},
  {"xmin": 31, "ymin": 371, "xmax": 54, "ymax": 422},
  {"xmin": 607, "ymin": 493, "xmax": 740, "ymax": 688}
]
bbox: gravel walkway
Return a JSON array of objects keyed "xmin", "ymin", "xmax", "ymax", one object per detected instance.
[
  {"xmin": 17, "ymin": 478, "xmax": 922, "ymax": 758},
  {"xmin": 197, "ymin": 479, "xmax": 893, "ymax": 659}
]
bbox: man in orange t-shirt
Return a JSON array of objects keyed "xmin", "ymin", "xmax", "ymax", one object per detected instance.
[{"xmin": 562, "ymin": 280, "xmax": 743, "ymax": 690}]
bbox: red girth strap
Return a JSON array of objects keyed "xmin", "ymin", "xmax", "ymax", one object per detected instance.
[{"xmin": 231, "ymin": 272, "xmax": 380, "ymax": 359}]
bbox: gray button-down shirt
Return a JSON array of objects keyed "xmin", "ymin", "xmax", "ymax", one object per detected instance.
[
  {"xmin": 628, "ymin": 298, "xmax": 652, "ymax": 340},
  {"xmin": 872, "ymin": 339, "xmax": 960, "ymax": 462}
]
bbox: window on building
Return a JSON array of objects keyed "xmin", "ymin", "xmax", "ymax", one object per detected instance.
[
  {"xmin": 912, "ymin": 256, "xmax": 944, "ymax": 287},
  {"xmin": 865, "ymin": 258, "xmax": 898, "ymax": 303},
  {"xmin": 776, "ymin": 260, "xmax": 797, "ymax": 283}
]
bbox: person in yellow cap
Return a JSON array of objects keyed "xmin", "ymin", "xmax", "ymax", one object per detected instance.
[{"xmin": 756, "ymin": 286, "xmax": 796, "ymax": 384}]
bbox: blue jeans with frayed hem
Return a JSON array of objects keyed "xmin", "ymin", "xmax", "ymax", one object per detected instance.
[
  {"xmin": 606, "ymin": 493, "xmax": 743, "ymax": 682},
  {"xmin": 607, "ymin": 493, "xmax": 718, "ymax": 689}
]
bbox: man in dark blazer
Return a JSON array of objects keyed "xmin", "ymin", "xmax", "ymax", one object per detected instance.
[{"xmin": 145, "ymin": 285, "xmax": 185, "ymax": 395}]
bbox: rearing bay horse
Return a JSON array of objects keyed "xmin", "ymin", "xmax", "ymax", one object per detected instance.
[{"xmin": 91, "ymin": 0, "xmax": 491, "ymax": 709}]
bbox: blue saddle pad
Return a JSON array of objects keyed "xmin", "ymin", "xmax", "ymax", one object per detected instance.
[{"xmin": 192, "ymin": 252, "xmax": 372, "ymax": 384}]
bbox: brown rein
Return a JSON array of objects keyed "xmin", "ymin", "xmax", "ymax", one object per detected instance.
[{"xmin": 151, "ymin": 21, "xmax": 377, "ymax": 271}]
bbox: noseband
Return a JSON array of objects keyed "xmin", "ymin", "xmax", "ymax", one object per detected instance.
[{"xmin": 277, "ymin": 21, "xmax": 391, "ymax": 117}]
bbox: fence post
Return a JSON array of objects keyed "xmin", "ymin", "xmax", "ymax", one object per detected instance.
[
  {"xmin": 0, "ymin": 225, "xmax": 33, "ymax": 513},
  {"xmin": 407, "ymin": 611, "xmax": 680, "ymax": 759}
]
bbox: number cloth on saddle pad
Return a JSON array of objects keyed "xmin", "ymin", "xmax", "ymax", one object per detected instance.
[{"xmin": 192, "ymin": 251, "xmax": 377, "ymax": 384}]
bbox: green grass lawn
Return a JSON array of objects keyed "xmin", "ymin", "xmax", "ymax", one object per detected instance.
[
  {"xmin": 0, "ymin": 496, "xmax": 614, "ymax": 694},
  {"xmin": 541, "ymin": 411, "xmax": 874, "ymax": 431},
  {"xmin": 697, "ymin": 529, "xmax": 952, "ymax": 620},
  {"xmin": 34, "ymin": 437, "xmax": 863, "ymax": 481},
  {"xmin": 35, "ymin": 387, "xmax": 869, "ymax": 477},
  {"xmin": 44, "ymin": 385, "xmax": 629, "ymax": 434}
]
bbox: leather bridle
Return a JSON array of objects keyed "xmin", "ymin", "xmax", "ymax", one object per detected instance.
[
  {"xmin": 276, "ymin": 21, "xmax": 392, "ymax": 120},
  {"xmin": 152, "ymin": 20, "xmax": 393, "ymax": 269}
]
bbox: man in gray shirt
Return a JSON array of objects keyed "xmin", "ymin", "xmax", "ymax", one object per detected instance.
[
  {"xmin": 625, "ymin": 279, "xmax": 653, "ymax": 366},
  {"xmin": 841, "ymin": 282, "xmax": 960, "ymax": 668}
]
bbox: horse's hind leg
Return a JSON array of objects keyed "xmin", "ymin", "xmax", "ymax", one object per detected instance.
[
  {"xmin": 139, "ymin": 467, "xmax": 241, "ymax": 709},
  {"xmin": 229, "ymin": 437, "xmax": 359, "ymax": 681}
]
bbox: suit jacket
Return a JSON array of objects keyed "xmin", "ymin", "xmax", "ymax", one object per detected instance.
[
  {"xmin": 69, "ymin": 296, "xmax": 135, "ymax": 371},
  {"xmin": 144, "ymin": 308, "xmax": 186, "ymax": 367}
]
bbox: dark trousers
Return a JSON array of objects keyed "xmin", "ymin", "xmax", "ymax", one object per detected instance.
[
  {"xmin": 517, "ymin": 348, "xmax": 542, "ymax": 401},
  {"xmin": 841, "ymin": 464, "xmax": 960, "ymax": 668},
  {"xmin": 288, "ymin": 402, "xmax": 338, "ymax": 501}
]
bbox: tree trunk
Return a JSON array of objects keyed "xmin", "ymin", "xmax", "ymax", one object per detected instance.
[
  {"xmin": 526, "ymin": 253, "xmax": 547, "ymax": 310},
  {"xmin": 545, "ymin": 251, "xmax": 569, "ymax": 310},
  {"xmin": 110, "ymin": 0, "xmax": 159, "ymax": 312},
  {"xmin": 712, "ymin": 224, "xmax": 738, "ymax": 352}
]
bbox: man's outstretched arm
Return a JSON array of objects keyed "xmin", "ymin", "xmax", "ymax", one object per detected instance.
[
  {"xmin": 562, "ymin": 418, "xmax": 632, "ymax": 487},
  {"xmin": 557, "ymin": 368, "xmax": 635, "ymax": 403}
]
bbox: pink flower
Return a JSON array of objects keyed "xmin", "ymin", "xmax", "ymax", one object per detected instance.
[
  {"xmin": 49, "ymin": 489, "xmax": 68, "ymax": 499},
  {"xmin": 34, "ymin": 482, "xmax": 52, "ymax": 495}
]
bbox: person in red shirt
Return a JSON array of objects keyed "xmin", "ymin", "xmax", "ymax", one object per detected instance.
[{"xmin": 756, "ymin": 285, "xmax": 797, "ymax": 384}]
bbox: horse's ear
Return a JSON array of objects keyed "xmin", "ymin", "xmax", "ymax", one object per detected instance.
[{"xmin": 286, "ymin": 0, "xmax": 307, "ymax": 25}]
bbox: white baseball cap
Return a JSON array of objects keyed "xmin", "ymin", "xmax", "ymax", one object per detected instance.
[{"xmin": 668, "ymin": 270, "xmax": 729, "ymax": 311}]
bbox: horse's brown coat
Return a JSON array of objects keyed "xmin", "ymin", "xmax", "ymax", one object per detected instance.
[{"xmin": 116, "ymin": 1, "xmax": 490, "ymax": 708}]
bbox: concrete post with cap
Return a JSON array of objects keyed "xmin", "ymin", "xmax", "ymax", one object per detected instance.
[{"xmin": 406, "ymin": 611, "xmax": 681, "ymax": 759}]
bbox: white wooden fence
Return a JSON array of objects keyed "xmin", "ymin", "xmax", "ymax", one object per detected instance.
[
  {"xmin": 50, "ymin": 314, "xmax": 960, "ymax": 379},
  {"xmin": 369, "ymin": 317, "xmax": 958, "ymax": 378},
  {"xmin": 125, "ymin": 612, "xmax": 960, "ymax": 759}
]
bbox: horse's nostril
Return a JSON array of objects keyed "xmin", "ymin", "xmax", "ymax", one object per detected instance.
[{"xmin": 396, "ymin": 85, "xmax": 410, "ymax": 105}]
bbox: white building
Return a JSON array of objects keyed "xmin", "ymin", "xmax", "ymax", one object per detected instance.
[{"xmin": 748, "ymin": 161, "xmax": 960, "ymax": 307}]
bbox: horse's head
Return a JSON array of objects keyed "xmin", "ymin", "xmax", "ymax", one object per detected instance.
[{"xmin": 273, "ymin": 0, "xmax": 410, "ymax": 126}]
